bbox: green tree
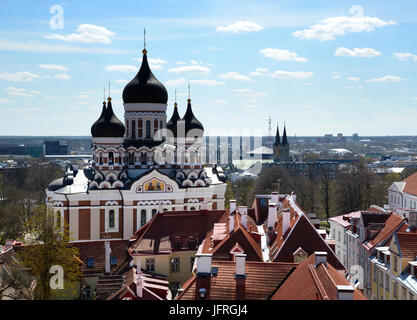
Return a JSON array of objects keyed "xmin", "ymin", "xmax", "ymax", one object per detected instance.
[{"xmin": 15, "ymin": 205, "xmax": 82, "ymax": 300}]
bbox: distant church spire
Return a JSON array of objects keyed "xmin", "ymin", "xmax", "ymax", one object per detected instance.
[
  {"xmin": 282, "ymin": 122, "xmax": 288, "ymax": 146},
  {"xmin": 274, "ymin": 122, "xmax": 281, "ymax": 146}
]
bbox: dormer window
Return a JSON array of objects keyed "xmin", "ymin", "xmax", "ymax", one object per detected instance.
[
  {"xmin": 173, "ymin": 236, "xmax": 182, "ymax": 250},
  {"xmin": 187, "ymin": 236, "xmax": 197, "ymax": 249}
]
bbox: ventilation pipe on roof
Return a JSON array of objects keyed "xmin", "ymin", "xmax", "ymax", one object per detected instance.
[
  {"xmin": 282, "ymin": 208, "xmax": 291, "ymax": 237},
  {"xmin": 239, "ymin": 206, "xmax": 248, "ymax": 229},
  {"xmin": 267, "ymin": 202, "xmax": 277, "ymax": 230},
  {"xmin": 314, "ymin": 251, "xmax": 328, "ymax": 267},
  {"xmin": 196, "ymin": 254, "xmax": 212, "ymax": 276},
  {"xmin": 104, "ymin": 241, "xmax": 111, "ymax": 274},
  {"xmin": 336, "ymin": 285, "xmax": 354, "ymax": 300},
  {"xmin": 235, "ymin": 253, "xmax": 247, "ymax": 278},
  {"xmin": 135, "ymin": 267, "xmax": 143, "ymax": 298},
  {"xmin": 230, "ymin": 199, "xmax": 236, "ymax": 214}
]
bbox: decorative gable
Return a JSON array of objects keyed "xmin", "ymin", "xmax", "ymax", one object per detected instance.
[{"xmin": 230, "ymin": 243, "xmax": 245, "ymax": 255}]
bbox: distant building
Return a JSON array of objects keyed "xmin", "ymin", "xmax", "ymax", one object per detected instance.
[
  {"xmin": 388, "ymin": 171, "xmax": 417, "ymax": 212},
  {"xmin": 43, "ymin": 140, "xmax": 69, "ymax": 156},
  {"xmin": 272, "ymin": 123, "xmax": 290, "ymax": 162}
]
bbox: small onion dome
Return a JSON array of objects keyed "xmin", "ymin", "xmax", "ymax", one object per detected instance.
[
  {"xmin": 122, "ymin": 49, "xmax": 168, "ymax": 104},
  {"xmin": 90, "ymin": 101, "xmax": 107, "ymax": 137},
  {"xmin": 166, "ymin": 102, "xmax": 180, "ymax": 137},
  {"xmin": 93, "ymin": 98, "xmax": 126, "ymax": 138},
  {"xmin": 47, "ymin": 177, "xmax": 66, "ymax": 191},
  {"xmin": 182, "ymin": 98, "xmax": 204, "ymax": 134}
]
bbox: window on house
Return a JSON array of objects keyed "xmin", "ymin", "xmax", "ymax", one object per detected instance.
[
  {"xmin": 146, "ymin": 258, "xmax": 155, "ymax": 272},
  {"xmin": 187, "ymin": 236, "xmax": 197, "ymax": 249},
  {"xmin": 140, "ymin": 209, "xmax": 147, "ymax": 227},
  {"xmin": 402, "ymin": 287, "xmax": 407, "ymax": 299},
  {"xmin": 173, "ymin": 236, "xmax": 182, "ymax": 250},
  {"xmin": 385, "ymin": 275, "xmax": 390, "ymax": 291},
  {"xmin": 171, "ymin": 257, "xmax": 180, "ymax": 273},
  {"xmin": 190, "ymin": 206, "xmax": 196, "ymax": 211},
  {"xmin": 87, "ymin": 258, "xmax": 94, "ymax": 267},
  {"xmin": 131, "ymin": 120, "xmax": 136, "ymax": 139},
  {"xmin": 99, "ymin": 155, "xmax": 103, "ymax": 165},
  {"xmin": 128, "ymin": 152, "xmax": 135, "ymax": 165},
  {"xmin": 338, "ymin": 231, "xmax": 341, "ymax": 242},
  {"xmin": 160, "ymin": 120, "xmax": 163, "ymax": 129},
  {"xmin": 394, "ymin": 255, "xmax": 398, "ymax": 272},
  {"xmin": 108, "ymin": 152, "xmax": 114, "ymax": 165},
  {"xmin": 373, "ymin": 266, "xmax": 377, "ymax": 283},
  {"xmin": 56, "ymin": 211, "xmax": 62, "ymax": 228},
  {"xmin": 410, "ymin": 292, "xmax": 414, "ymax": 300},
  {"xmin": 110, "ymin": 256, "xmax": 117, "ymax": 266},
  {"xmin": 393, "ymin": 281, "xmax": 398, "ymax": 298},
  {"xmin": 109, "ymin": 210, "xmax": 115, "ymax": 229},
  {"xmin": 145, "ymin": 120, "xmax": 151, "ymax": 139},
  {"xmin": 152, "ymin": 209, "xmax": 158, "ymax": 217}
]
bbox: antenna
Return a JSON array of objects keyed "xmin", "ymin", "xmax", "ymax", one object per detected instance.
[
  {"xmin": 174, "ymin": 89, "xmax": 177, "ymax": 104},
  {"xmin": 188, "ymin": 83, "xmax": 191, "ymax": 100},
  {"xmin": 144, "ymin": 28, "xmax": 146, "ymax": 49},
  {"xmin": 108, "ymin": 81, "xmax": 111, "ymax": 98}
]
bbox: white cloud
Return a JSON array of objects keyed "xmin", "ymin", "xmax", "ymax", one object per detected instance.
[
  {"xmin": 105, "ymin": 65, "xmax": 137, "ymax": 73},
  {"xmin": 232, "ymin": 88, "xmax": 267, "ymax": 97},
  {"xmin": 218, "ymin": 71, "xmax": 252, "ymax": 82},
  {"xmin": 190, "ymin": 79, "xmax": 226, "ymax": 86},
  {"xmin": 292, "ymin": 16, "xmax": 396, "ymax": 41},
  {"xmin": 332, "ymin": 74, "xmax": 342, "ymax": 79},
  {"xmin": 45, "ymin": 24, "xmax": 115, "ymax": 44},
  {"xmin": 394, "ymin": 52, "xmax": 417, "ymax": 61},
  {"xmin": 216, "ymin": 20, "xmax": 263, "ymax": 34},
  {"xmin": 165, "ymin": 78, "xmax": 187, "ymax": 87},
  {"xmin": 0, "ymin": 71, "xmax": 40, "ymax": 82},
  {"xmin": 176, "ymin": 61, "xmax": 186, "ymax": 65},
  {"xmin": 250, "ymin": 68, "xmax": 269, "ymax": 76},
  {"xmin": 0, "ymin": 98, "xmax": 13, "ymax": 103},
  {"xmin": 413, "ymin": 97, "xmax": 417, "ymax": 101},
  {"xmin": 133, "ymin": 57, "xmax": 167, "ymax": 70},
  {"xmin": 335, "ymin": 47, "xmax": 382, "ymax": 58},
  {"xmin": 269, "ymin": 70, "xmax": 313, "ymax": 80},
  {"xmin": 38, "ymin": 64, "xmax": 68, "ymax": 71},
  {"xmin": 53, "ymin": 73, "xmax": 71, "ymax": 80},
  {"xmin": 347, "ymin": 77, "xmax": 361, "ymax": 81},
  {"xmin": 4, "ymin": 86, "xmax": 42, "ymax": 97},
  {"xmin": 168, "ymin": 65, "xmax": 210, "ymax": 74},
  {"xmin": 114, "ymin": 79, "xmax": 128, "ymax": 84},
  {"xmin": 209, "ymin": 99, "xmax": 227, "ymax": 104},
  {"xmin": 260, "ymin": 48, "xmax": 307, "ymax": 62},
  {"xmin": 366, "ymin": 75, "xmax": 403, "ymax": 83}
]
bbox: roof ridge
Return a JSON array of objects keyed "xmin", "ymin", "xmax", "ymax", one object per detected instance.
[{"xmin": 307, "ymin": 263, "xmax": 329, "ymax": 300}]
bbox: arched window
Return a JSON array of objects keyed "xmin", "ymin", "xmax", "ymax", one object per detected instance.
[
  {"xmin": 131, "ymin": 120, "xmax": 136, "ymax": 139},
  {"xmin": 187, "ymin": 236, "xmax": 197, "ymax": 249},
  {"xmin": 152, "ymin": 209, "xmax": 158, "ymax": 217},
  {"xmin": 140, "ymin": 209, "xmax": 147, "ymax": 227},
  {"xmin": 145, "ymin": 120, "xmax": 151, "ymax": 139},
  {"xmin": 190, "ymin": 151, "xmax": 195, "ymax": 164},
  {"xmin": 141, "ymin": 152, "xmax": 146, "ymax": 164},
  {"xmin": 56, "ymin": 211, "xmax": 62, "ymax": 228},
  {"xmin": 108, "ymin": 152, "xmax": 114, "ymax": 165},
  {"xmin": 109, "ymin": 210, "xmax": 115, "ymax": 228},
  {"xmin": 159, "ymin": 120, "xmax": 163, "ymax": 129},
  {"xmin": 128, "ymin": 152, "xmax": 135, "ymax": 165},
  {"xmin": 190, "ymin": 206, "xmax": 196, "ymax": 211},
  {"xmin": 99, "ymin": 155, "xmax": 103, "ymax": 165}
]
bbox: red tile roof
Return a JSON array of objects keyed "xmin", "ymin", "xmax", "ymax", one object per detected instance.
[
  {"xmin": 271, "ymin": 254, "xmax": 366, "ymax": 300},
  {"xmin": 200, "ymin": 209, "xmax": 264, "ymax": 261},
  {"xmin": 268, "ymin": 197, "xmax": 344, "ymax": 270},
  {"xmin": 365, "ymin": 212, "xmax": 405, "ymax": 250},
  {"xmin": 129, "ymin": 210, "xmax": 225, "ymax": 255},
  {"xmin": 402, "ymin": 172, "xmax": 417, "ymax": 197},
  {"xmin": 395, "ymin": 231, "xmax": 417, "ymax": 259},
  {"xmin": 176, "ymin": 260, "xmax": 297, "ymax": 300},
  {"xmin": 71, "ymin": 240, "xmax": 130, "ymax": 275}
]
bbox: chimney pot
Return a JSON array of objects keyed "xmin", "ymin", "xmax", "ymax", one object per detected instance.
[
  {"xmin": 229, "ymin": 214, "xmax": 235, "ymax": 233},
  {"xmin": 238, "ymin": 206, "xmax": 248, "ymax": 229},
  {"xmin": 271, "ymin": 192, "xmax": 279, "ymax": 206},
  {"xmin": 314, "ymin": 251, "xmax": 327, "ymax": 267},
  {"xmin": 267, "ymin": 202, "xmax": 277, "ymax": 230},
  {"xmin": 230, "ymin": 200, "xmax": 236, "ymax": 214},
  {"xmin": 282, "ymin": 208, "xmax": 291, "ymax": 237},
  {"xmin": 196, "ymin": 254, "xmax": 212, "ymax": 276}
]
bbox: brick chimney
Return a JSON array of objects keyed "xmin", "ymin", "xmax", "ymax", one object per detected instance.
[
  {"xmin": 235, "ymin": 253, "xmax": 246, "ymax": 278},
  {"xmin": 271, "ymin": 192, "xmax": 279, "ymax": 206},
  {"xmin": 336, "ymin": 285, "xmax": 354, "ymax": 300},
  {"xmin": 282, "ymin": 208, "xmax": 291, "ymax": 237},
  {"xmin": 267, "ymin": 202, "xmax": 277, "ymax": 230},
  {"xmin": 314, "ymin": 251, "xmax": 327, "ymax": 267},
  {"xmin": 196, "ymin": 254, "xmax": 212, "ymax": 276},
  {"xmin": 238, "ymin": 206, "xmax": 248, "ymax": 229}
]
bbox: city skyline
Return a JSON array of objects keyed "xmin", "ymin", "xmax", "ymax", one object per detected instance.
[{"xmin": 0, "ymin": 0, "xmax": 417, "ymax": 136}]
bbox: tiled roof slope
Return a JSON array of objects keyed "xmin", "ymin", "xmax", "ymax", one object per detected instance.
[
  {"xmin": 176, "ymin": 261, "xmax": 297, "ymax": 300},
  {"xmin": 129, "ymin": 210, "xmax": 225, "ymax": 255},
  {"xmin": 402, "ymin": 172, "xmax": 417, "ymax": 197},
  {"xmin": 268, "ymin": 197, "xmax": 344, "ymax": 270},
  {"xmin": 365, "ymin": 212, "xmax": 405, "ymax": 250},
  {"xmin": 200, "ymin": 209, "xmax": 264, "ymax": 261},
  {"xmin": 395, "ymin": 231, "xmax": 417, "ymax": 259},
  {"xmin": 271, "ymin": 254, "xmax": 366, "ymax": 300}
]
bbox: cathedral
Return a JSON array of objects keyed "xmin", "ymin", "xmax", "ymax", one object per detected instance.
[
  {"xmin": 272, "ymin": 123, "xmax": 290, "ymax": 162},
  {"xmin": 46, "ymin": 45, "xmax": 226, "ymax": 242}
]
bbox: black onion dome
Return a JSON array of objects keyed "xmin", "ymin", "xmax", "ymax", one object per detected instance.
[
  {"xmin": 47, "ymin": 177, "xmax": 66, "ymax": 191},
  {"xmin": 182, "ymin": 99, "xmax": 204, "ymax": 134},
  {"xmin": 166, "ymin": 102, "xmax": 180, "ymax": 137},
  {"xmin": 122, "ymin": 50, "xmax": 168, "ymax": 104},
  {"xmin": 93, "ymin": 98, "xmax": 126, "ymax": 138},
  {"xmin": 90, "ymin": 101, "xmax": 107, "ymax": 137}
]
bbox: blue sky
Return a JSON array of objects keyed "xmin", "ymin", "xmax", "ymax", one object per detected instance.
[{"xmin": 0, "ymin": 0, "xmax": 416, "ymax": 137}]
